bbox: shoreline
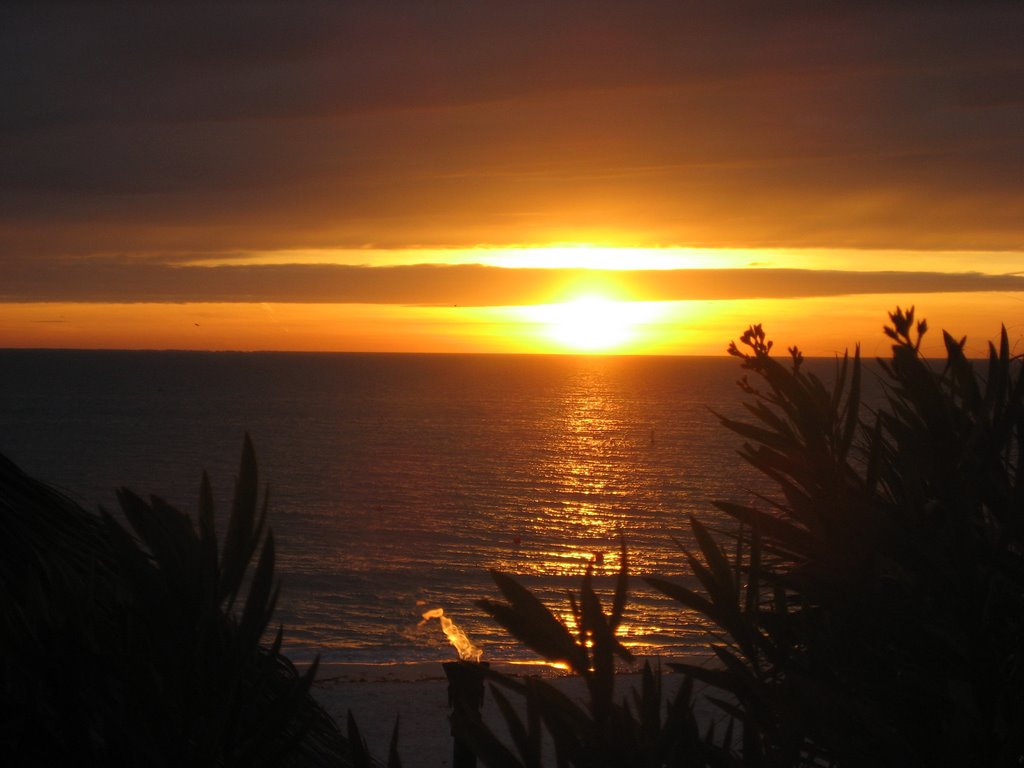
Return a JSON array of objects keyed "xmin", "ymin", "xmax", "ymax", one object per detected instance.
[
  {"xmin": 307, "ymin": 651, "xmax": 713, "ymax": 684},
  {"xmin": 311, "ymin": 656, "xmax": 723, "ymax": 767}
]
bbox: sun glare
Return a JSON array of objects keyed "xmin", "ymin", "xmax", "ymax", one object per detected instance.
[{"xmin": 524, "ymin": 295, "xmax": 661, "ymax": 352}]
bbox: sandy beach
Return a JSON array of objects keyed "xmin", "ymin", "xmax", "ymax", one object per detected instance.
[
  {"xmin": 312, "ymin": 661, "xmax": 587, "ymax": 767},
  {"xmin": 311, "ymin": 660, "xmax": 719, "ymax": 767}
]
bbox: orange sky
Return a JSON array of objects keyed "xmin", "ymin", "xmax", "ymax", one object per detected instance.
[{"xmin": 1, "ymin": 3, "xmax": 1021, "ymax": 355}]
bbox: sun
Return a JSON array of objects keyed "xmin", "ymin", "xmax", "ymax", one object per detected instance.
[
  {"xmin": 548, "ymin": 296, "xmax": 629, "ymax": 350},
  {"xmin": 525, "ymin": 295, "xmax": 658, "ymax": 352}
]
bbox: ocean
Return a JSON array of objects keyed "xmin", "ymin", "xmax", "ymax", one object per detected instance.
[{"xmin": 0, "ymin": 350, "xmax": 812, "ymax": 668}]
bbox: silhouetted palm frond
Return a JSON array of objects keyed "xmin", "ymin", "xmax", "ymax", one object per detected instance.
[{"xmin": 0, "ymin": 435, "xmax": 351, "ymax": 766}]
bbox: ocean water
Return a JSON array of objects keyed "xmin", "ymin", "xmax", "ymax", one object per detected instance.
[{"xmin": 0, "ymin": 350, "xmax": 796, "ymax": 667}]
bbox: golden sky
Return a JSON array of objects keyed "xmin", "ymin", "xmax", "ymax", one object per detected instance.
[{"xmin": 1, "ymin": 3, "xmax": 1022, "ymax": 355}]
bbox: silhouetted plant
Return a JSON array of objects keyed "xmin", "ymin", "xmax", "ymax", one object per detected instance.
[
  {"xmin": 0, "ymin": 436, "xmax": 353, "ymax": 766},
  {"xmin": 463, "ymin": 309, "xmax": 1023, "ymax": 767},
  {"xmin": 452, "ymin": 544, "xmax": 729, "ymax": 767},
  {"xmin": 648, "ymin": 308, "xmax": 1024, "ymax": 766}
]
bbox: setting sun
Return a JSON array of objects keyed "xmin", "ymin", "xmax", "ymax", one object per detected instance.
[{"xmin": 523, "ymin": 295, "xmax": 663, "ymax": 352}]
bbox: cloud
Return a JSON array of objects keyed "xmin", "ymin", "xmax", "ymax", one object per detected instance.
[
  {"xmin": 1, "ymin": 2, "xmax": 1021, "ymax": 264},
  {"xmin": 3, "ymin": 262, "xmax": 1022, "ymax": 305}
]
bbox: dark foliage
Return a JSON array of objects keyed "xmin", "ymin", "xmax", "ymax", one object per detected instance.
[
  {"xmin": 0, "ymin": 435, "xmax": 352, "ymax": 766},
  {"xmin": 650, "ymin": 309, "xmax": 1024, "ymax": 766},
  {"xmin": 452, "ymin": 544, "xmax": 728, "ymax": 767},
  {"xmin": 463, "ymin": 308, "xmax": 1023, "ymax": 767}
]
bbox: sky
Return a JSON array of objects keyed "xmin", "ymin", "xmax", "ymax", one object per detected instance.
[{"xmin": 1, "ymin": 1, "xmax": 1022, "ymax": 356}]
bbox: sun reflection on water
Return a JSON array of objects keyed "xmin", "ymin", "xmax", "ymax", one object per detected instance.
[
  {"xmin": 522, "ymin": 366, "xmax": 639, "ymax": 576},
  {"xmin": 291, "ymin": 354, "xmax": 749, "ymax": 663}
]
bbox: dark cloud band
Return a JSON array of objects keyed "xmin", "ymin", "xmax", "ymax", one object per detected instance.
[
  {"xmin": 1, "ymin": 3, "xmax": 1022, "ymax": 261},
  {"xmin": 2, "ymin": 263, "xmax": 1022, "ymax": 305}
]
